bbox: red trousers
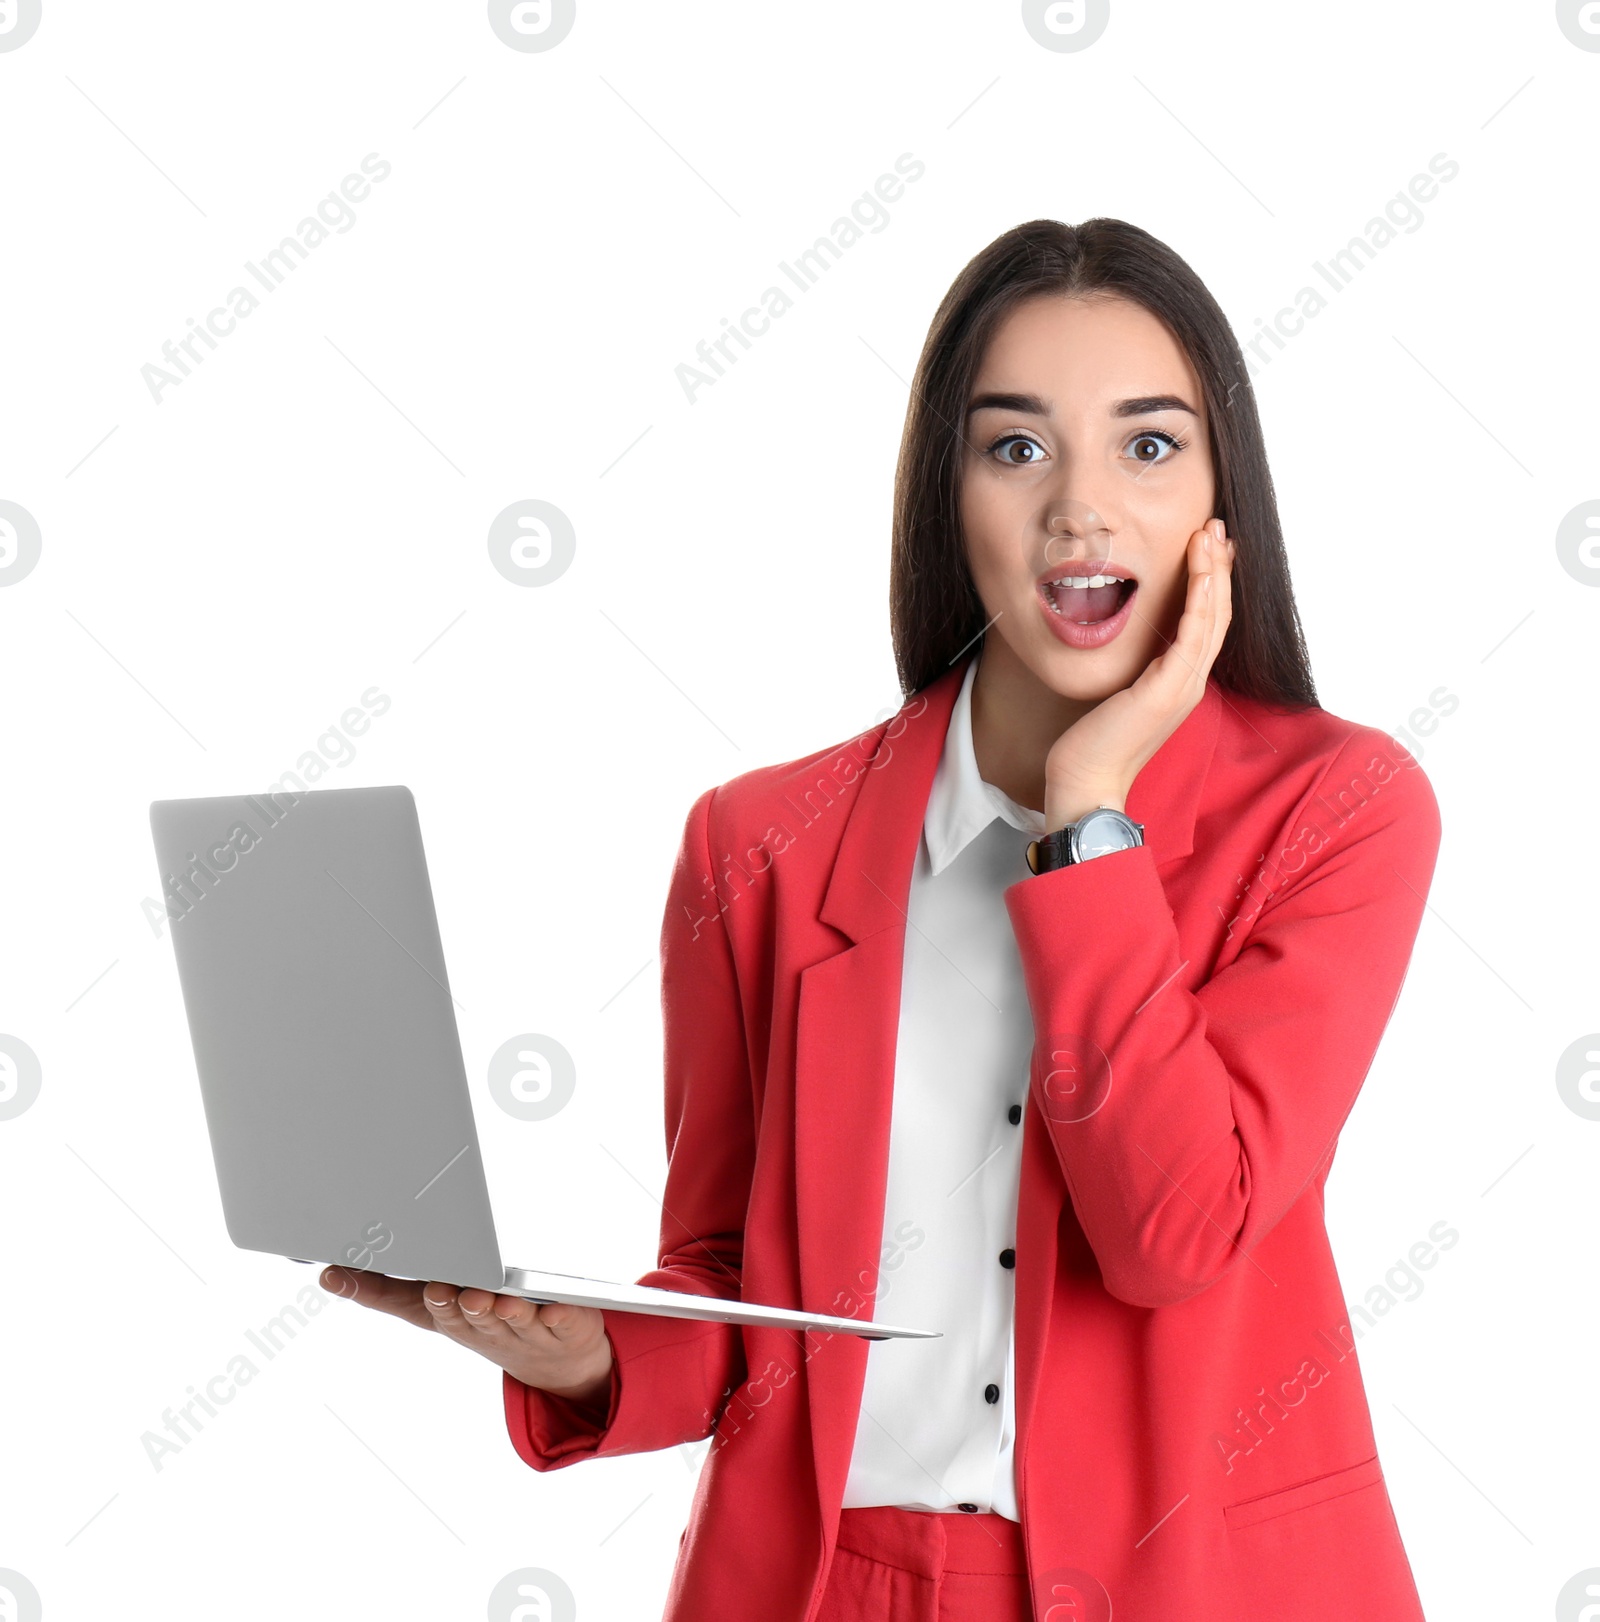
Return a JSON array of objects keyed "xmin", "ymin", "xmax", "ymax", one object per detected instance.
[{"xmin": 815, "ymin": 1507, "xmax": 1033, "ymax": 1621}]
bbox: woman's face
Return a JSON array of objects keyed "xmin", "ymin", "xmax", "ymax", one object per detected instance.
[{"xmin": 959, "ymin": 292, "xmax": 1218, "ymax": 702}]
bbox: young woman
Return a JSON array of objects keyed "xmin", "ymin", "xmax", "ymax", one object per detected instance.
[{"xmin": 325, "ymin": 218, "xmax": 1440, "ymax": 1622}]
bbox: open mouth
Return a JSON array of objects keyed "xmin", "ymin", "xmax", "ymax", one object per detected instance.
[{"xmin": 1039, "ymin": 570, "xmax": 1137, "ymax": 625}]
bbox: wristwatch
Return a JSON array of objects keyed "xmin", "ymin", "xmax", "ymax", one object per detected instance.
[{"xmin": 1025, "ymin": 806, "xmax": 1145, "ymax": 874}]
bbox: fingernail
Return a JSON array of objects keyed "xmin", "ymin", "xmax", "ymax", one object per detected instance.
[{"xmin": 1202, "ymin": 529, "xmax": 1213, "ymax": 553}]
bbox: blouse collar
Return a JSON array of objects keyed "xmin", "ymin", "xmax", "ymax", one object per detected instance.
[{"xmin": 922, "ymin": 656, "xmax": 1045, "ymax": 876}]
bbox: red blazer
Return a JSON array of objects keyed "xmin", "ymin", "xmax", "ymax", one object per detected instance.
[{"xmin": 504, "ymin": 658, "xmax": 1441, "ymax": 1621}]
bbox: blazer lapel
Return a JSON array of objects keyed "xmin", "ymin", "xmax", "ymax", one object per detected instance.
[
  {"xmin": 792, "ymin": 662, "xmax": 964, "ymax": 1506},
  {"xmin": 1124, "ymin": 674, "xmax": 1222, "ymax": 868}
]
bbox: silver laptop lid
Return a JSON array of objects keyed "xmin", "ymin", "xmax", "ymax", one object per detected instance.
[{"xmin": 150, "ymin": 785, "xmax": 506, "ymax": 1291}]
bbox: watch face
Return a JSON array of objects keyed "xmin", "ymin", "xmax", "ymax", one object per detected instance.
[{"xmin": 1073, "ymin": 808, "xmax": 1140, "ymax": 860}]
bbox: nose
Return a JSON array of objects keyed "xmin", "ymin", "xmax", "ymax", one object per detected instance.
[{"xmin": 1039, "ymin": 495, "xmax": 1115, "ymax": 574}]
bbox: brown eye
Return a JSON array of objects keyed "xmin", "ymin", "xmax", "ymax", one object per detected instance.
[
  {"xmin": 990, "ymin": 434, "xmax": 1044, "ymax": 465},
  {"xmin": 1129, "ymin": 431, "xmax": 1185, "ymax": 465}
]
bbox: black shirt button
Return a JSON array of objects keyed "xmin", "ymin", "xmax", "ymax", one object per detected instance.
[
  {"xmin": 999, "ymin": 1248, "xmax": 1016, "ymax": 1269},
  {"xmin": 984, "ymin": 1383, "xmax": 1000, "ymax": 1404},
  {"xmin": 1007, "ymin": 1103, "xmax": 1022, "ymax": 1125},
  {"xmin": 957, "ymin": 1502, "xmax": 980, "ymax": 1513}
]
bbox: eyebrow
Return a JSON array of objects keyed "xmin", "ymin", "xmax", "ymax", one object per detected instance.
[{"xmin": 965, "ymin": 391, "xmax": 1198, "ymax": 419}]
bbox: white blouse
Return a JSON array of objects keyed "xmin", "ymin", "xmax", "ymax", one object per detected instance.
[{"xmin": 839, "ymin": 656, "xmax": 1045, "ymax": 1521}]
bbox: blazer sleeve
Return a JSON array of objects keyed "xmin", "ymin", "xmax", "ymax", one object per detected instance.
[
  {"xmin": 1002, "ymin": 728, "xmax": 1441, "ymax": 1310},
  {"xmin": 503, "ymin": 785, "xmax": 754, "ymax": 1468}
]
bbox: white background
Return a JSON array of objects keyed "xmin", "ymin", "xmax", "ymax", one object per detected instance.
[{"xmin": 1, "ymin": 3, "xmax": 1594, "ymax": 1618}]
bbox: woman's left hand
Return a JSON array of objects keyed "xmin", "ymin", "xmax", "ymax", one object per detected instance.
[{"xmin": 1043, "ymin": 517, "xmax": 1235, "ymax": 832}]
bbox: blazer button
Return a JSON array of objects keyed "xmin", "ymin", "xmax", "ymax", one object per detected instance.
[
  {"xmin": 957, "ymin": 1502, "xmax": 980, "ymax": 1513},
  {"xmin": 999, "ymin": 1248, "xmax": 1016, "ymax": 1269},
  {"xmin": 984, "ymin": 1383, "xmax": 1000, "ymax": 1404},
  {"xmin": 1007, "ymin": 1103, "xmax": 1022, "ymax": 1125}
]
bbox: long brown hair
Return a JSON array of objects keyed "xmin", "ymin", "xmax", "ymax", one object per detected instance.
[{"xmin": 889, "ymin": 217, "xmax": 1318, "ymax": 709}]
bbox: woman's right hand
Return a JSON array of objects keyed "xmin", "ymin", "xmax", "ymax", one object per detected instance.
[{"xmin": 319, "ymin": 1268, "xmax": 615, "ymax": 1412}]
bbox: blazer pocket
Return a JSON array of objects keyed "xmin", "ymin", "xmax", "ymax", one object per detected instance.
[{"xmin": 1223, "ymin": 1454, "xmax": 1384, "ymax": 1533}]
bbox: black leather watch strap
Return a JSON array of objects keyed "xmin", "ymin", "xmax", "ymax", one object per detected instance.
[{"xmin": 1025, "ymin": 827, "xmax": 1073, "ymax": 875}]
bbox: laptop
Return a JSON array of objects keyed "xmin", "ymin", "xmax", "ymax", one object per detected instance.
[{"xmin": 149, "ymin": 784, "xmax": 934, "ymax": 1342}]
